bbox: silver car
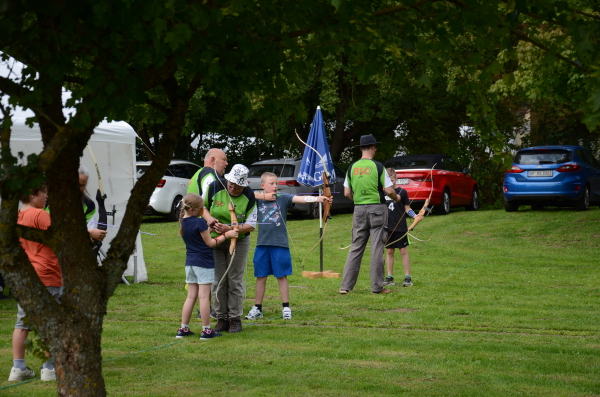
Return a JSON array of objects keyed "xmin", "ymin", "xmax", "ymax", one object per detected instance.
[
  {"xmin": 247, "ymin": 158, "xmax": 354, "ymax": 218},
  {"xmin": 136, "ymin": 160, "xmax": 201, "ymax": 221}
]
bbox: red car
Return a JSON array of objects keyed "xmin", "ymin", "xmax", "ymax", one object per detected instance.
[{"xmin": 383, "ymin": 154, "xmax": 479, "ymax": 214}]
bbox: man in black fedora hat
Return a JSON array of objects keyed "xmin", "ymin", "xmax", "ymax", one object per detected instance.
[{"xmin": 339, "ymin": 134, "xmax": 402, "ymax": 295}]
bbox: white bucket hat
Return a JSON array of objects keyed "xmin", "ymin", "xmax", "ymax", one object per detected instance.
[{"xmin": 224, "ymin": 164, "xmax": 249, "ymax": 186}]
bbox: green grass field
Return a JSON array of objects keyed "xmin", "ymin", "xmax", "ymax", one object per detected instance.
[{"xmin": 1, "ymin": 207, "xmax": 599, "ymax": 396}]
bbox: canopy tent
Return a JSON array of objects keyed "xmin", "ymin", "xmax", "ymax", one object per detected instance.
[{"xmin": 7, "ymin": 117, "xmax": 148, "ymax": 282}]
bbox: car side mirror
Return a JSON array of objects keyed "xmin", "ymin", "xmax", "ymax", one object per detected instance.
[{"xmin": 462, "ymin": 168, "xmax": 470, "ymax": 174}]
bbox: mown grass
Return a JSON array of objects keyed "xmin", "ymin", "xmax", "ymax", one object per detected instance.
[{"xmin": 1, "ymin": 206, "xmax": 599, "ymax": 396}]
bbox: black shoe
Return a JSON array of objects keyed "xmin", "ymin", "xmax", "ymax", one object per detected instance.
[
  {"xmin": 0, "ymin": 293, "xmax": 11, "ymax": 300},
  {"xmin": 228, "ymin": 318, "xmax": 242, "ymax": 333},
  {"xmin": 214, "ymin": 318, "xmax": 229, "ymax": 333},
  {"xmin": 175, "ymin": 327, "xmax": 195, "ymax": 339},
  {"xmin": 200, "ymin": 328, "xmax": 223, "ymax": 340}
]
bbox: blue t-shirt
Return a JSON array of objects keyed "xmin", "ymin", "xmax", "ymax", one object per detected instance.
[
  {"xmin": 181, "ymin": 217, "xmax": 214, "ymax": 268},
  {"xmin": 256, "ymin": 194, "xmax": 294, "ymax": 248}
]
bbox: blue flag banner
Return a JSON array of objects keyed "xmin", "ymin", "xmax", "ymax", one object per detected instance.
[{"xmin": 297, "ymin": 106, "xmax": 336, "ymax": 187}]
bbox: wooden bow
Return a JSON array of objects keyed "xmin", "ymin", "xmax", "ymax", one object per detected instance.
[
  {"xmin": 294, "ymin": 130, "xmax": 333, "ymax": 223},
  {"xmin": 228, "ymin": 201, "xmax": 238, "ymax": 255},
  {"xmin": 384, "ymin": 164, "xmax": 435, "ymax": 248},
  {"xmin": 321, "ymin": 171, "xmax": 332, "ymax": 223}
]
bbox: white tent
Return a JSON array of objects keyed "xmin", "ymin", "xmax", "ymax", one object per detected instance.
[{"xmin": 8, "ymin": 118, "xmax": 148, "ymax": 283}]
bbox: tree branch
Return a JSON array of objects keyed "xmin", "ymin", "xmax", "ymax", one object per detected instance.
[
  {"xmin": 511, "ymin": 29, "xmax": 591, "ymax": 75},
  {"xmin": 15, "ymin": 225, "xmax": 57, "ymax": 251},
  {"xmin": 568, "ymin": 7, "xmax": 600, "ymax": 22},
  {"xmin": 145, "ymin": 96, "xmax": 171, "ymax": 115},
  {"xmin": 373, "ymin": 0, "xmax": 438, "ymax": 17}
]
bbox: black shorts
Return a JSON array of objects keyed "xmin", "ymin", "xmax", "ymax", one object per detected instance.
[{"xmin": 386, "ymin": 231, "xmax": 409, "ymax": 249}]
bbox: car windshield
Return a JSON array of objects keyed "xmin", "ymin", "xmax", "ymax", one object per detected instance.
[
  {"xmin": 248, "ymin": 164, "xmax": 295, "ymax": 178},
  {"xmin": 386, "ymin": 159, "xmax": 430, "ymax": 169},
  {"xmin": 515, "ymin": 150, "xmax": 572, "ymax": 165}
]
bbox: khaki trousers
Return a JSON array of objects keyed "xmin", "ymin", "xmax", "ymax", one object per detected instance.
[{"xmin": 340, "ymin": 204, "xmax": 387, "ymax": 293}]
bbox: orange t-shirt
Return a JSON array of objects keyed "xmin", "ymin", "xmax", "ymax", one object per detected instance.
[{"xmin": 18, "ymin": 208, "xmax": 62, "ymax": 287}]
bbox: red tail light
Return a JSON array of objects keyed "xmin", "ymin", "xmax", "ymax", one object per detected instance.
[
  {"xmin": 556, "ymin": 163, "xmax": 581, "ymax": 172},
  {"xmin": 506, "ymin": 166, "xmax": 523, "ymax": 173},
  {"xmin": 157, "ymin": 179, "xmax": 166, "ymax": 188},
  {"xmin": 278, "ymin": 180, "xmax": 301, "ymax": 186}
]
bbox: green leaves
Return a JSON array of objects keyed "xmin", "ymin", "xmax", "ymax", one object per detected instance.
[{"xmin": 164, "ymin": 23, "xmax": 192, "ymax": 51}]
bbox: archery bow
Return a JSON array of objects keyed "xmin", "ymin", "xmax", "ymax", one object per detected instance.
[
  {"xmin": 228, "ymin": 201, "xmax": 238, "ymax": 255},
  {"xmin": 384, "ymin": 164, "xmax": 435, "ymax": 248},
  {"xmin": 295, "ymin": 130, "xmax": 334, "ymax": 269},
  {"xmin": 294, "ymin": 130, "xmax": 333, "ymax": 222},
  {"xmin": 320, "ymin": 171, "xmax": 332, "ymax": 223},
  {"xmin": 87, "ymin": 144, "xmax": 108, "ymax": 255},
  {"xmin": 213, "ymin": 161, "xmax": 241, "ymax": 301}
]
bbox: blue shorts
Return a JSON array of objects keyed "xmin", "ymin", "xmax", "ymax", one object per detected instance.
[
  {"xmin": 253, "ymin": 246, "xmax": 293, "ymax": 278},
  {"xmin": 185, "ymin": 266, "xmax": 214, "ymax": 285}
]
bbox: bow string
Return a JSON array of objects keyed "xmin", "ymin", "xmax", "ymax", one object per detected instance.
[{"xmin": 384, "ymin": 163, "xmax": 435, "ymax": 248}]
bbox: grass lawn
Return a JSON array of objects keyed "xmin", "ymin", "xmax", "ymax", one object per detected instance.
[{"xmin": 1, "ymin": 207, "xmax": 599, "ymax": 396}]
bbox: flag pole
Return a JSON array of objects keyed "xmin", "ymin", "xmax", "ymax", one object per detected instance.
[{"xmin": 319, "ymin": 187, "xmax": 324, "ymax": 272}]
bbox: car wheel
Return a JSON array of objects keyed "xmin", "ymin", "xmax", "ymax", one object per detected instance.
[
  {"xmin": 531, "ymin": 204, "xmax": 544, "ymax": 211},
  {"xmin": 465, "ymin": 187, "xmax": 479, "ymax": 211},
  {"xmin": 167, "ymin": 195, "xmax": 183, "ymax": 222},
  {"xmin": 575, "ymin": 185, "xmax": 590, "ymax": 211},
  {"xmin": 504, "ymin": 198, "xmax": 519, "ymax": 212},
  {"xmin": 436, "ymin": 189, "xmax": 451, "ymax": 215},
  {"xmin": 307, "ymin": 202, "xmax": 320, "ymax": 219}
]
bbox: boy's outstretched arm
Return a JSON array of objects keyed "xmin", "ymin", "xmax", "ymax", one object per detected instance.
[{"xmin": 291, "ymin": 195, "xmax": 333, "ymax": 204}]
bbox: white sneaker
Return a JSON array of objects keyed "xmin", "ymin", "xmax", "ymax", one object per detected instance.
[
  {"xmin": 8, "ymin": 366, "xmax": 35, "ymax": 381},
  {"xmin": 41, "ymin": 368, "xmax": 56, "ymax": 381},
  {"xmin": 244, "ymin": 306, "xmax": 263, "ymax": 320},
  {"xmin": 282, "ymin": 307, "xmax": 292, "ymax": 320}
]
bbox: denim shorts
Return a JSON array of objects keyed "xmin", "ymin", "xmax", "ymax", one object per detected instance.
[
  {"xmin": 15, "ymin": 286, "xmax": 63, "ymax": 329},
  {"xmin": 253, "ymin": 246, "xmax": 293, "ymax": 278},
  {"xmin": 185, "ymin": 266, "xmax": 214, "ymax": 285}
]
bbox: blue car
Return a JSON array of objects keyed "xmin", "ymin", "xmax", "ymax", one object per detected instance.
[{"xmin": 503, "ymin": 145, "xmax": 600, "ymax": 211}]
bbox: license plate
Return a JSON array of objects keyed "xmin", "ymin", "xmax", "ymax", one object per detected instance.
[
  {"xmin": 397, "ymin": 178, "xmax": 409, "ymax": 185},
  {"xmin": 529, "ymin": 170, "xmax": 552, "ymax": 177}
]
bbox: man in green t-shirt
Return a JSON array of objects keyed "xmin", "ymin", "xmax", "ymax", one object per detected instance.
[{"xmin": 339, "ymin": 135, "xmax": 402, "ymax": 295}]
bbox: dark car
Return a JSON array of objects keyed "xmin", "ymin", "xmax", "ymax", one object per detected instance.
[
  {"xmin": 384, "ymin": 154, "xmax": 479, "ymax": 215},
  {"xmin": 247, "ymin": 158, "xmax": 354, "ymax": 218},
  {"xmin": 503, "ymin": 145, "xmax": 600, "ymax": 211}
]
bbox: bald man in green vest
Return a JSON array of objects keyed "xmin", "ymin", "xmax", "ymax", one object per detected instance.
[{"xmin": 187, "ymin": 148, "xmax": 228, "ymax": 200}]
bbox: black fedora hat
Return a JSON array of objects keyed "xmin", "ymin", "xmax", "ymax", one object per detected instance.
[{"xmin": 356, "ymin": 134, "xmax": 381, "ymax": 147}]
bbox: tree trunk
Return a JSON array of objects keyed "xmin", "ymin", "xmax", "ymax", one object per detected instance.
[
  {"xmin": 0, "ymin": 75, "xmax": 195, "ymax": 395},
  {"xmin": 53, "ymin": 312, "xmax": 106, "ymax": 396}
]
